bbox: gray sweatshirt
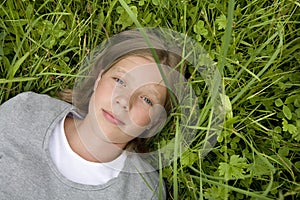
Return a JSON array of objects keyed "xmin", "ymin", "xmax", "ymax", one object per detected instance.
[{"xmin": 0, "ymin": 92, "xmax": 165, "ymax": 200}]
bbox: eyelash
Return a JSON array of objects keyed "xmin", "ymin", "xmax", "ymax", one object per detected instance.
[
  {"xmin": 140, "ymin": 96, "xmax": 153, "ymax": 106},
  {"xmin": 113, "ymin": 77, "xmax": 126, "ymax": 87},
  {"xmin": 113, "ymin": 76, "xmax": 153, "ymax": 106}
]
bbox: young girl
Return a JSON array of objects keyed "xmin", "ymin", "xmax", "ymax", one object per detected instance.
[{"xmin": 0, "ymin": 28, "xmax": 185, "ymax": 199}]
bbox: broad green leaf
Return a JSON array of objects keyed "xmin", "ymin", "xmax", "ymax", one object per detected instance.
[
  {"xmin": 296, "ymin": 119, "xmax": 300, "ymax": 127},
  {"xmin": 193, "ymin": 20, "xmax": 208, "ymax": 36},
  {"xmin": 218, "ymin": 155, "xmax": 248, "ymax": 180},
  {"xmin": 180, "ymin": 150, "xmax": 197, "ymax": 167},
  {"xmin": 116, "ymin": 6, "xmax": 138, "ymax": 30},
  {"xmin": 220, "ymin": 94, "xmax": 233, "ymax": 119},
  {"xmin": 275, "ymin": 98, "xmax": 283, "ymax": 107},
  {"xmin": 295, "ymin": 108, "xmax": 300, "ymax": 118},
  {"xmin": 295, "ymin": 98, "xmax": 300, "ymax": 108},
  {"xmin": 295, "ymin": 161, "xmax": 300, "ymax": 170},
  {"xmin": 152, "ymin": 0, "xmax": 159, "ymax": 6},
  {"xmin": 143, "ymin": 12, "xmax": 153, "ymax": 24},
  {"xmin": 278, "ymin": 148, "xmax": 289, "ymax": 157},
  {"xmin": 274, "ymin": 126, "xmax": 282, "ymax": 133},
  {"xmin": 195, "ymin": 34, "xmax": 202, "ymax": 41},
  {"xmin": 25, "ymin": 4, "xmax": 34, "ymax": 19},
  {"xmin": 250, "ymin": 155, "xmax": 276, "ymax": 176},
  {"xmin": 216, "ymin": 14, "xmax": 227, "ymax": 30},
  {"xmin": 288, "ymin": 124, "xmax": 297, "ymax": 135},
  {"xmin": 283, "ymin": 105, "xmax": 292, "ymax": 120},
  {"xmin": 162, "ymin": 166, "xmax": 172, "ymax": 178},
  {"xmin": 138, "ymin": 0, "xmax": 145, "ymax": 6},
  {"xmin": 285, "ymin": 94, "xmax": 300, "ymax": 105},
  {"xmin": 204, "ymin": 185, "xmax": 229, "ymax": 200},
  {"xmin": 282, "ymin": 118, "xmax": 289, "ymax": 132},
  {"xmin": 208, "ymin": 3, "xmax": 216, "ymax": 9}
]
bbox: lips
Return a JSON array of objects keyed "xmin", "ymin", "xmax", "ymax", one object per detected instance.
[{"xmin": 102, "ymin": 109, "xmax": 125, "ymax": 126}]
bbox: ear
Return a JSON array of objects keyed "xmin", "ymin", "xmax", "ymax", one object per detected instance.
[{"xmin": 93, "ymin": 70, "xmax": 104, "ymax": 91}]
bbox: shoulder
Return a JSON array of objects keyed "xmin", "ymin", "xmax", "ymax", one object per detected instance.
[
  {"xmin": 122, "ymin": 153, "xmax": 166, "ymax": 199},
  {"xmin": 1, "ymin": 91, "xmax": 62, "ymax": 104},
  {"xmin": 0, "ymin": 92, "xmax": 71, "ymax": 121},
  {"xmin": 1, "ymin": 91, "xmax": 70, "ymax": 110},
  {"xmin": 125, "ymin": 153, "xmax": 158, "ymax": 174}
]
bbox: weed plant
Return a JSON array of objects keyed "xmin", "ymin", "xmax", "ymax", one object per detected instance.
[{"xmin": 1, "ymin": 0, "xmax": 299, "ymax": 199}]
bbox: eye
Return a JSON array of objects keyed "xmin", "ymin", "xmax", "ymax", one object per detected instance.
[
  {"xmin": 140, "ymin": 96, "xmax": 153, "ymax": 106},
  {"xmin": 113, "ymin": 77, "xmax": 126, "ymax": 87}
]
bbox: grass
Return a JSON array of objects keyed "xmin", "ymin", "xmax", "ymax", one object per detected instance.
[{"xmin": 1, "ymin": 0, "xmax": 300, "ymax": 199}]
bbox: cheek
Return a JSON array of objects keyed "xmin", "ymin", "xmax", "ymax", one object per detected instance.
[
  {"xmin": 130, "ymin": 103, "xmax": 151, "ymax": 127},
  {"xmin": 94, "ymin": 80, "xmax": 114, "ymax": 102}
]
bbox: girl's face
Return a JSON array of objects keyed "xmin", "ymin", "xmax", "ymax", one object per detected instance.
[{"xmin": 87, "ymin": 55, "xmax": 167, "ymax": 146}]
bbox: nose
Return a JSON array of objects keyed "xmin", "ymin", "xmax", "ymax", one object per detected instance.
[{"xmin": 115, "ymin": 95, "xmax": 129, "ymax": 111}]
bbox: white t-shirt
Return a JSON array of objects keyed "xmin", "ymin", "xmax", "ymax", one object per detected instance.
[{"xmin": 49, "ymin": 115, "xmax": 127, "ymax": 185}]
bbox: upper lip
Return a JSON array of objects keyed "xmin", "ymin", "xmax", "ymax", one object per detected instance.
[{"xmin": 102, "ymin": 109, "xmax": 125, "ymax": 125}]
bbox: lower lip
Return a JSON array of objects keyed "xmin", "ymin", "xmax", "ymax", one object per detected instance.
[{"xmin": 102, "ymin": 109, "xmax": 124, "ymax": 125}]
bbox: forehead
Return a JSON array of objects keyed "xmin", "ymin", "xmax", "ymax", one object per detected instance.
[
  {"xmin": 120, "ymin": 55, "xmax": 154, "ymax": 64},
  {"xmin": 109, "ymin": 55, "xmax": 154, "ymax": 71},
  {"xmin": 108, "ymin": 55, "xmax": 166, "ymax": 85}
]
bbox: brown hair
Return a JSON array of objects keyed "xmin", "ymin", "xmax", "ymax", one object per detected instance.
[{"xmin": 59, "ymin": 29, "xmax": 184, "ymax": 152}]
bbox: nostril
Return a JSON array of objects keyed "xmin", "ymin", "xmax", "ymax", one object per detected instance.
[{"xmin": 115, "ymin": 97, "xmax": 129, "ymax": 110}]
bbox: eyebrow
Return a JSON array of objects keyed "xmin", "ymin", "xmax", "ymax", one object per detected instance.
[
  {"xmin": 113, "ymin": 67, "xmax": 133, "ymax": 78},
  {"xmin": 116, "ymin": 67, "xmax": 128, "ymax": 74},
  {"xmin": 113, "ymin": 67, "xmax": 164, "ymax": 101},
  {"xmin": 148, "ymin": 85, "xmax": 164, "ymax": 102}
]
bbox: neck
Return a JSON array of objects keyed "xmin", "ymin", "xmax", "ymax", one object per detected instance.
[{"xmin": 64, "ymin": 116, "xmax": 125, "ymax": 163}]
